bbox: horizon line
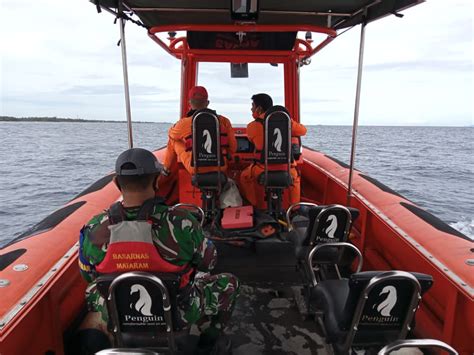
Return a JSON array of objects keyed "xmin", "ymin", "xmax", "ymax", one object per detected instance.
[{"xmin": 1, "ymin": 116, "xmax": 472, "ymax": 128}]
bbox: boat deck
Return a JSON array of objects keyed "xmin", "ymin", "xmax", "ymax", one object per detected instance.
[{"xmin": 224, "ymin": 283, "xmax": 331, "ymax": 355}]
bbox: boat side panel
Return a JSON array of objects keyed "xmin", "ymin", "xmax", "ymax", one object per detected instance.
[
  {"xmin": 0, "ymin": 149, "xmax": 174, "ymax": 354},
  {"xmin": 0, "ymin": 174, "xmax": 123, "ymax": 353},
  {"xmin": 0, "ymin": 255, "xmax": 85, "ymax": 355},
  {"xmin": 301, "ymin": 149, "xmax": 474, "ymax": 354}
]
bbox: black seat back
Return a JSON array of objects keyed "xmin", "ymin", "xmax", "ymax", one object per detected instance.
[
  {"xmin": 290, "ymin": 204, "xmax": 359, "ymax": 284},
  {"xmin": 263, "ymin": 105, "xmax": 292, "ymax": 187},
  {"xmin": 306, "ymin": 204, "xmax": 357, "ymax": 247},
  {"xmin": 258, "ymin": 106, "xmax": 292, "ymax": 217},
  {"xmin": 190, "ymin": 109, "xmax": 227, "ymax": 215},
  {"xmin": 96, "ymin": 271, "xmax": 184, "ymax": 350},
  {"xmin": 192, "ymin": 109, "xmax": 222, "ymax": 169},
  {"xmin": 342, "ymin": 271, "xmax": 433, "ymax": 347}
]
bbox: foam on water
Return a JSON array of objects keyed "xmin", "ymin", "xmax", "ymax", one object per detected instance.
[{"xmin": 450, "ymin": 218, "xmax": 474, "ymax": 239}]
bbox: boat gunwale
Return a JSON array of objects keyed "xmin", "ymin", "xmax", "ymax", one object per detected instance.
[
  {"xmin": 0, "ymin": 242, "xmax": 80, "ymax": 334},
  {"xmin": 302, "ymin": 152, "xmax": 474, "ymax": 299}
]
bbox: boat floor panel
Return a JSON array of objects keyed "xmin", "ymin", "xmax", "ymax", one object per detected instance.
[{"xmin": 224, "ymin": 284, "xmax": 332, "ymax": 355}]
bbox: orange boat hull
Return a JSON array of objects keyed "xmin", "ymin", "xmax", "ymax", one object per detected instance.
[{"xmin": 0, "ymin": 148, "xmax": 472, "ymax": 354}]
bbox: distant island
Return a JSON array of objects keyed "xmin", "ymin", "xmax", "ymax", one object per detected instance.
[{"xmin": 0, "ymin": 116, "xmax": 168, "ymax": 123}]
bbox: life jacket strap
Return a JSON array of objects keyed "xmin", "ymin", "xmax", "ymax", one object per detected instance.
[{"xmin": 108, "ymin": 197, "xmax": 164, "ymax": 225}]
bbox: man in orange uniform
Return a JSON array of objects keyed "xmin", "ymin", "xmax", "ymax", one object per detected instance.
[
  {"xmin": 162, "ymin": 86, "xmax": 237, "ymax": 176},
  {"xmin": 240, "ymin": 93, "xmax": 307, "ymax": 209}
]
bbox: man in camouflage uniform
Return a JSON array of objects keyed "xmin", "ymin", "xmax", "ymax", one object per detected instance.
[{"xmin": 77, "ymin": 148, "xmax": 239, "ymax": 354}]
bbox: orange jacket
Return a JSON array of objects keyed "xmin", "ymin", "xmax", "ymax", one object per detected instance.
[
  {"xmin": 247, "ymin": 115, "xmax": 307, "ymax": 152},
  {"xmin": 168, "ymin": 113, "xmax": 237, "ymax": 165}
]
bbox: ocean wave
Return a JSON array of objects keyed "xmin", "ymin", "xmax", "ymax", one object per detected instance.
[{"xmin": 450, "ymin": 217, "xmax": 474, "ymax": 240}]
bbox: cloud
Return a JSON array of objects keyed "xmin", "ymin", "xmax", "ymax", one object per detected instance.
[
  {"xmin": 2, "ymin": 95, "xmax": 83, "ymax": 108},
  {"xmin": 0, "ymin": 0, "xmax": 472, "ymax": 126},
  {"xmin": 61, "ymin": 84, "xmax": 164, "ymax": 96},
  {"xmin": 364, "ymin": 59, "xmax": 473, "ymax": 72}
]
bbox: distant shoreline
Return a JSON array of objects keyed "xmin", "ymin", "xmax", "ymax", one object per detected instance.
[
  {"xmin": 0, "ymin": 116, "xmax": 163, "ymax": 123},
  {"xmin": 1, "ymin": 117, "xmax": 471, "ymax": 127}
]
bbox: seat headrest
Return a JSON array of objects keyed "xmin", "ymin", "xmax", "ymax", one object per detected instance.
[
  {"xmin": 350, "ymin": 271, "xmax": 433, "ymax": 295},
  {"xmin": 265, "ymin": 105, "xmax": 290, "ymax": 117},
  {"xmin": 192, "ymin": 108, "xmax": 217, "ymax": 118}
]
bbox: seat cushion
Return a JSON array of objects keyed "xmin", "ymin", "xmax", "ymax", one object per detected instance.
[
  {"xmin": 121, "ymin": 330, "xmax": 196, "ymax": 350},
  {"xmin": 311, "ymin": 279, "xmax": 349, "ymax": 342},
  {"xmin": 289, "ymin": 235, "xmax": 339, "ymax": 263},
  {"xmin": 192, "ymin": 172, "xmax": 227, "ymax": 189},
  {"xmin": 287, "ymin": 221, "xmax": 307, "ymax": 259},
  {"xmin": 258, "ymin": 171, "xmax": 292, "ymax": 187}
]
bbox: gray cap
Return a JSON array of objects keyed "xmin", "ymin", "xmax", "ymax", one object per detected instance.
[{"xmin": 115, "ymin": 148, "xmax": 163, "ymax": 176}]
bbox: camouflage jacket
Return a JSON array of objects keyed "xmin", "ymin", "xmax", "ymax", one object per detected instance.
[{"xmin": 78, "ymin": 202, "xmax": 216, "ymax": 283}]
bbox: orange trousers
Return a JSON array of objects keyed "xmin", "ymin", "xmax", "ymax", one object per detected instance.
[
  {"xmin": 163, "ymin": 138, "xmax": 228, "ymax": 176},
  {"xmin": 239, "ymin": 163, "xmax": 301, "ymax": 210}
]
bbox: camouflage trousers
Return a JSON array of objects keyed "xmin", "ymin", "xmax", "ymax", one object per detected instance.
[{"xmin": 85, "ymin": 272, "xmax": 240, "ymax": 333}]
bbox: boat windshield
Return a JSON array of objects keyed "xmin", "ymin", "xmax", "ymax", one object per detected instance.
[{"xmin": 198, "ymin": 62, "xmax": 284, "ymax": 125}]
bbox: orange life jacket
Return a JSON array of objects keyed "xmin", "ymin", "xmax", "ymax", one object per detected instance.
[
  {"xmin": 95, "ymin": 199, "xmax": 194, "ymax": 288},
  {"xmin": 253, "ymin": 118, "xmax": 302, "ymax": 165},
  {"xmin": 184, "ymin": 120, "xmax": 230, "ymax": 154}
]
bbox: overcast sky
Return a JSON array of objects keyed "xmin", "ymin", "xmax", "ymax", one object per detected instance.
[{"xmin": 0, "ymin": 0, "xmax": 472, "ymax": 126}]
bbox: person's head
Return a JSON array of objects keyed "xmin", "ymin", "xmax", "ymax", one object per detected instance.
[
  {"xmin": 114, "ymin": 148, "xmax": 163, "ymax": 194},
  {"xmin": 251, "ymin": 93, "xmax": 273, "ymax": 119},
  {"xmin": 188, "ymin": 86, "xmax": 209, "ymax": 111}
]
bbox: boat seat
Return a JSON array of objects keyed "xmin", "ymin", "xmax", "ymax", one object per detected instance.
[
  {"xmin": 258, "ymin": 105, "xmax": 293, "ymax": 218},
  {"xmin": 96, "ymin": 349, "xmax": 159, "ymax": 354},
  {"xmin": 190, "ymin": 109, "xmax": 227, "ymax": 219},
  {"xmin": 169, "ymin": 203, "xmax": 205, "ymax": 226},
  {"xmin": 307, "ymin": 242, "xmax": 363, "ymax": 286},
  {"xmin": 96, "ymin": 271, "xmax": 197, "ymax": 352},
  {"xmin": 378, "ymin": 339, "xmax": 458, "ymax": 355},
  {"xmin": 287, "ymin": 204, "xmax": 359, "ymax": 284},
  {"xmin": 311, "ymin": 270, "xmax": 433, "ymax": 354}
]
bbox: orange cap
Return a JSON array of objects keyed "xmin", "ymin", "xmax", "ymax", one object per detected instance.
[{"xmin": 188, "ymin": 86, "xmax": 208, "ymax": 100}]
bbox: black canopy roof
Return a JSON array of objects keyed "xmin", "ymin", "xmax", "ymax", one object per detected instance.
[{"xmin": 95, "ymin": 0, "xmax": 424, "ymax": 31}]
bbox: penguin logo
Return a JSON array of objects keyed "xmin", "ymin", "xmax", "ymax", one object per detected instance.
[
  {"xmin": 202, "ymin": 130, "xmax": 212, "ymax": 154},
  {"xmin": 273, "ymin": 128, "xmax": 282, "ymax": 152},
  {"xmin": 130, "ymin": 284, "xmax": 153, "ymax": 316},
  {"xmin": 325, "ymin": 215, "xmax": 338, "ymax": 238},
  {"xmin": 375, "ymin": 286, "xmax": 397, "ymax": 317}
]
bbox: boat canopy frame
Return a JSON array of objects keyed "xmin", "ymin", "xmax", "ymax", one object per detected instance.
[
  {"xmin": 107, "ymin": 0, "xmax": 423, "ymax": 205},
  {"xmin": 93, "ymin": 0, "xmax": 423, "ymax": 31}
]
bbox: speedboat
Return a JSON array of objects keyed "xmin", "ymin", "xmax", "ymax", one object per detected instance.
[{"xmin": 1, "ymin": 1, "xmax": 472, "ymax": 354}]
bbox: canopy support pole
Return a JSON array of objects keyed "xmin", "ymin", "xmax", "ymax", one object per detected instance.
[
  {"xmin": 119, "ymin": 3, "xmax": 134, "ymax": 148},
  {"xmin": 180, "ymin": 54, "xmax": 198, "ymax": 118},
  {"xmin": 347, "ymin": 15, "xmax": 367, "ymax": 206}
]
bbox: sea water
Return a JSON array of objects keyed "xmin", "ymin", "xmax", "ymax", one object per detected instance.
[{"xmin": 0, "ymin": 122, "xmax": 472, "ymax": 247}]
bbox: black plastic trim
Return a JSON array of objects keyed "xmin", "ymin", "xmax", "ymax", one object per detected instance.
[
  {"xmin": 302, "ymin": 147, "xmax": 361, "ymax": 172},
  {"xmin": 359, "ymin": 174, "xmax": 407, "ymax": 200},
  {"xmin": 2, "ymin": 201, "xmax": 87, "ymax": 249},
  {"xmin": 0, "ymin": 249, "xmax": 27, "ymax": 271},
  {"xmin": 400, "ymin": 202, "xmax": 471, "ymax": 242},
  {"xmin": 302, "ymin": 145, "xmax": 317, "ymax": 152},
  {"xmin": 324, "ymin": 155, "xmax": 351, "ymax": 169},
  {"xmin": 72, "ymin": 173, "xmax": 114, "ymax": 201}
]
